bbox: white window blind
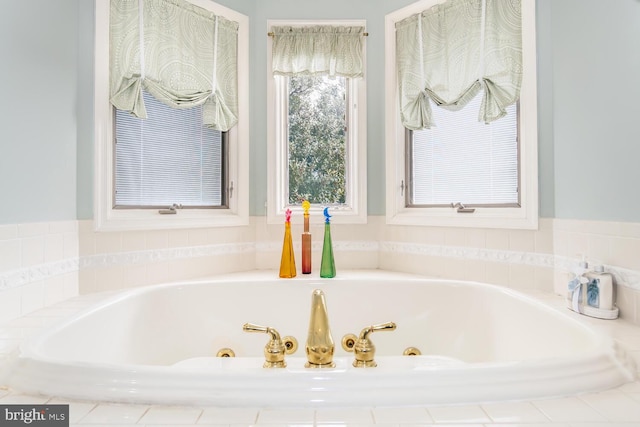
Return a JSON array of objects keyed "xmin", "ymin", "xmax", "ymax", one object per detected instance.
[
  {"xmin": 409, "ymin": 92, "xmax": 518, "ymax": 206},
  {"xmin": 115, "ymin": 90, "xmax": 224, "ymax": 208}
]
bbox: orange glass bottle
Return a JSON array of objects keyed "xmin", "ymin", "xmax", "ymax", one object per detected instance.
[{"xmin": 279, "ymin": 208, "xmax": 296, "ymax": 278}]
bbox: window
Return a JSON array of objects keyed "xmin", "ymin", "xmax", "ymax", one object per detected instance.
[
  {"xmin": 94, "ymin": 0, "xmax": 249, "ymax": 231},
  {"xmin": 407, "ymin": 94, "xmax": 519, "ymax": 208},
  {"xmin": 287, "ymin": 75, "xmax": 347, "ymax": 205},
  {"xmin": 385, "ymin": 0, "xmax": 538, "ymax": 229},
  {"xmin": 266, "ymin": 20, "xmax": 367, "ymax": 225},
  {"xmin": 114, "ymin": 90, "xmax": 228, "ymax": 209}
]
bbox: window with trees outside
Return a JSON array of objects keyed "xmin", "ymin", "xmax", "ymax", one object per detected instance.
[
  {"xmin": 267, "ymin": 20, "xmax": 367, "ymax": 224},
  {"xmin": 287, "ymin": 75, "xmax": 347, "ymax": 205}
]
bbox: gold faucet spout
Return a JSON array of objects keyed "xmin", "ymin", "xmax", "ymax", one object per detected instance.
[{"xmin": 305, "ymin": 289, "xmax": 335, "ymax": 368}]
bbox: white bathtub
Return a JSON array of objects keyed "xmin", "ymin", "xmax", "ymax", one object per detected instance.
[{"xmin": 3, "ymin": 271, "xmax": 636, "ymax": 407}]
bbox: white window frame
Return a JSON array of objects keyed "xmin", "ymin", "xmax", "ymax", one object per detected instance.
[
  {"xmin": 93, "ymin": 0, "xmax": 249, "ymax": 231},
  {"xmin": 384, "ymin": 0, "xmax": 538, "ymax": 230},
  {"xmin": 266, "ymin": 20, "xmax": 368, "ymax": 225}
]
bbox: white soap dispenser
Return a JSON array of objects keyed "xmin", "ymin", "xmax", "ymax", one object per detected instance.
[
  {"xmin": 567, "ymin": 259, "xmax": 589, "ymax": 314},
  {"xmin": 583, "ymin": 265, "xmax": 619, "ymax": 319}
]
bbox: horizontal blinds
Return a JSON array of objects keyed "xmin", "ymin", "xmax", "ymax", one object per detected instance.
[
  {"xmin": 411, "ymin": 93, "xmax": 518, "ymax": 206},
  {"xmin": 115, "ymin": 90, "xmax": 223, "ymax": 207}
]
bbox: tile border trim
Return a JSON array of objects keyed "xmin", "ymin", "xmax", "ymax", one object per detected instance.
[{"xmin": 1, "ymin": 240, "xmax": 639, "ymax": 292}]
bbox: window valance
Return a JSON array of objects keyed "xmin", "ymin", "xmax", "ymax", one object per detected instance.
[
  {"xmin": 110, "ymin": 0, "xmax": 239, "ymax": 131},
  {"xmin": 271, "ymin": 25, "xmax": 365, "ymax": 78},
  {"xmin": 395, "ymin": 0, "xmax": 522, "ymax": 130}
]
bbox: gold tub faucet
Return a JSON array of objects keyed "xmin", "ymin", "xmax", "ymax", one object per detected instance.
[
  {"xmin": 243, "ymin": 323, "xmax": 298, "ymax": 368},
  {"xmin": 346, "ymin": 322, "xmax": 397, "ymax": 367},
  {"xmin": 305, "ymin": 289, "xmax": 336, "ymax": 368}
]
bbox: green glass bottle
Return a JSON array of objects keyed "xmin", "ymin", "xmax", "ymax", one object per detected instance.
[{"xmin": 320, "ymin": 208, "xmax": 336, "ymax": 278}]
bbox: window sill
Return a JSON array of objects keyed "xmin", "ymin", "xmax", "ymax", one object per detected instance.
[
  {"xmin": 94, "ymin": 209, "xmax": 249, "ymax": 232},
  {"xmin": 386, "ymin": 206, "xmax": 538, "ymax": 230},
  {"xmin": 266, "ymin": 204, "xmax": 367, "ymax": 226}
]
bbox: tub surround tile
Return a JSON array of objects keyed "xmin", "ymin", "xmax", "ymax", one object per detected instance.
[
  {"xmin": 578, "ymin": 391, "xmax": 640, "ymax": 422},
  {"xmin": 48, "ymin": 398, "xmax": 96, "ymax": 423},
  {"xmin": 0, "ymin": 393, "xmax": 50, "ymax": 404},
  {"xmin": 70, "ymin": 424, "xmax": 139, "ymax": 427},
  {"xmin": 121, "ymin": 231, "xmax": 148, "ymax": 252},
  {"xmin": 480, "ymin": 401, "xmax": 550, "ymax": 423},
  {"xmin": 488, "ymin": 424, "xmax": 570, "ymax": 427},
  {"xmin": 256, "ymin": 408, "xmax": 315, "ymax": 424},
  {"xmin": 568, "ymin": 424, "xmax": 640, "ymax": 427},
  {"xmin": 0, "ymin": 224, "xmax": 18, "ymax": 240},
  {"xmin": 314, "ymin": 408, "xmax": 374, "ymax": 424},
  {"xmin": 199, "ymin": 407, "xmax": 259, "ymax": 424},
  {"xmin": 372, "ymin": 407, "xmax": 432, "ymax": 424},
  {"xmin": 18, "ymin": 223, "xmax": 49, "ymax": 238},
  {"xmin": 6, "ymin": 216, "xmax": 640, "ymax": 324},
  {"xmin": 426, "ymin": 405, "xmax": 491, "ymax": 424},
  {"xmin": 532, "ymin": 396, "xmax": 608, "ymax": 422},
  {"xmin": 0, "ymin": 287, "xmax": 21, "ymax": 323},
  {"xmin": 138, "ymin": 406, "xmax": 203, "ymax": 424},
  {"xmin": 78, "ymin": 403, "xmax": 149, "ymax": 424},
  {"xmin": 0, "ymin": 239, "xmax": 21, "ymax": 272}
]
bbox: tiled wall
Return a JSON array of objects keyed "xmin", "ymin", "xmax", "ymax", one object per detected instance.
[
  {"xmin": 0, "ymin": 221, "xmax": 79, "ymax": 323},
  {"xmin": 77, "ymin": 220, "xmax": 256, "ymax": 294},
  {"xmin": 553, "ymin": 219, "xmax": 640, "ymax": 324},
  {"xmin": 1, "ymin": 217, "xmax": 640, "ymax": 325},
  {"xmin": 379, "ymin": 219, "xmax": 556, "ymax": 292}
]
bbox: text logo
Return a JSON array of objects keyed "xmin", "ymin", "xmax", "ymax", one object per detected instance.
[{"xmin": 1, "ymin": 405, "xmax": 69, "ymax": 426}]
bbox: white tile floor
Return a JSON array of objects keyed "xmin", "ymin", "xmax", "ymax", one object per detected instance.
[{"xmin": 1, "ymin": 288, "xmax": 640, "ymax": 426}]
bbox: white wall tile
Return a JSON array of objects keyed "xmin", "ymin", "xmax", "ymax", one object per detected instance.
[
  {"xmin": 146, "ymin": 230, "xmax": 169, "ymax": 250},
  {"xmin": 17, "ymin": 222, "xmax": 48, "ymax": 238},
  {"xmin": 611, "ymin": 237, "xmax": 640, "ymax": 271},
  {"xmin": 21, "ymin": 281, "xmax": 44, "ymax": 314},
  {"xmin": 21, "ymin": 236, "xmax": 44, "ymax": 268},
  {"xmin": 44, "ymin": 233, "xmax": 65, "ymax": 263},
  {"xmin": 94, "ymin": 232, "xmax": 122, "ymax": 255},
  {"xmin": 0, "ymin": 287, "xmax": 22, "ymax": 323},
  {"xmin": 486, "ymin": 229, "xmax": 510, "ymax": 250},
  {"xmin": 509, "ymin": 230, "xmax": 536, "ymax": 252},
  {"xmin": 0, "ymin": 224, "xmax": 18, "ymax": 240},
  {"xmin": 0, "ymin": 239, "xmax": 21, "ymax": 272},
  {"xmin": 121, "ymin": 231, "xmax": 147, "ymax": 252}
]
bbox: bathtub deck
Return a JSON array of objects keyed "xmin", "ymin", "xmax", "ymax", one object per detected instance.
[{"xmin": 1, "ymin": 280, "xmax": 640, "ymax": 426}]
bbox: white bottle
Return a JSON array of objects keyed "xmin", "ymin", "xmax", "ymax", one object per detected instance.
[{"xmin": 585, "ymin": 265, "xmax": 614, "ymax": 310}]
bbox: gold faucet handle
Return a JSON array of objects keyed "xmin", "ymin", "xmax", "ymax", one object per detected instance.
[
  {"xmin": 350, "ymin": 321, "xmax": 397, "ymax": 368},
  {"xmin": 242, "ymin": 323, "xmax": 297, "ymax": 368},
  {"xmin": 243, "ymin": 323, "xmax": 282, "ymax": 340},
  {"xmin": 358, "ymin": 322, "xmax": 397, "ymax": 340}
]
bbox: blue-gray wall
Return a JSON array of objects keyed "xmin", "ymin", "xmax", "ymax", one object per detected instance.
[
  {"xmin": 2, "ymin": 0, "xmax": 639, "ymax": 225},
  {"xmin": 550, "ymin": 0, "xmax": 640, "ymax": 222},
  {"xmin": 0, "ymin": 0, "xmax": 79, "ymax": 223}
]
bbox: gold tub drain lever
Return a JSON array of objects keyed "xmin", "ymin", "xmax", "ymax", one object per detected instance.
[
  {"xmin": 216, "ymin": 348, "xmax": 236, "ymax": 357},
  {"xmin": 242, "ymin": 323, "xmax": 298, "ymax": 368},
  {"xmin": 343, "ymin": 322, "xmax": 397, "ymax": 368}
]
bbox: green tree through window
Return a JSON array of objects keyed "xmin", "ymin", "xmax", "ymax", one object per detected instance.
[{"xmin": 288, "ymin": 76, "xmax": 347, "ymax": 205}]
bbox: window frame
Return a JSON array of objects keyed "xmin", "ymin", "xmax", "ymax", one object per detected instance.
[
  {"xmin": 384, "ymin": 0, "xmax": 538, "ymax": 230},
  {"xmin": 94, "ymin": 0, "xmax": 249, "ymax": 231},
  {"xmin": 266, "ymin": 19, "xmax": 368, "ymax": 225}
]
